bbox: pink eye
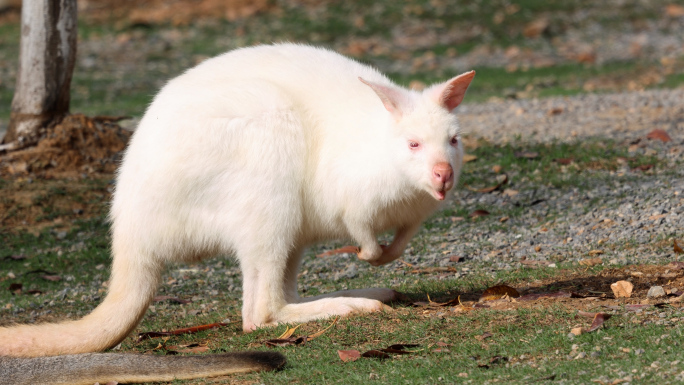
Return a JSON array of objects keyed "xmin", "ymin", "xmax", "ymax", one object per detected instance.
[
  {"xmin": 409, "ymin": 141, "xmax": 420, "ymax": 149},
  {"xmin": 450, "ymin": 137, "xmax": 459, "ymax": 145}
]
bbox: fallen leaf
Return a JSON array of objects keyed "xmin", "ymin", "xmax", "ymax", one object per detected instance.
[
  {"xmin": 467, "ymin": 174, "xmax": 508, "ymax": 193},
  {"xmin": 492, "ymin": 165, "xmax": 502, "ymax": 173},
  {"xmin": 480, "ymin": 285, "xmax": 520, "ymax": 301},
  {"xmin": 449, "ymin": 255, "xmax": 463, "ymax": 263},
  {"xmin": 579, "ymin": 257, "xmax": 603, "ymax": 267},
  {"xmin": 307, "ymin": 317, "xmax": 339, "ymax": 339},
  {"xmin": 463, "ymin": 154, "xmax": 477, "ymax": 163},
  {"xmin": 264, "ymin": 336, "xmax": 307, "ymax": 347},
  {"xmin": 40, "ymin": 275, "xmax": 62, "ymax": 282},
  {"xmin": 475, "ymin": 332, "xmax": 493, "ymax": 341},
  {"xmin": 632, "ymin": 164, "xmax": 653, "ymax": 172},
  {"xmin": 547, "ymin": 107, "xmax": 564, "ymax": 116},
  {"xmin": 610, "ymin": 281, "xmax": 633, "ymax": 298},
  {"xmin": 666, "ymin": 4, "xmax": 684, "ymax": 17},
  {"xmin": 166, "ymin": 343, "xmax": 210, "ymax": 354},
  {"xmin": 316, "ymin": 245, "xmax": 360, "ymax": 258},
  {"xmin": 554, "ymin": 158, "xmax": 574, "ymax": 165},
  {"xmin": 523, "ymin": 18, "xmax": 549, "ymax": 38},
  {"xmin": 570, "ymin": 327, "xmax": 583, "ymax": 336},
  {"xmin": 469, "ymin": 209, "xmax": 490, "ymax": 218},
  {"xmin": 588, "ymin": 250, "xmax": 603, "ymax": 256},
  {"xmin": 675, "ymin": 240, "xmax": 683, "ymax": 254},
  {"xmin": 646, "ymin": 129, "xmax": 671, "ymax": 142},
  {"xmin": 361, "ymin": 350, "xmax": 391, "ymax": 359},
  {"xmin": 137, "ymin": 322, "xmax": 230, "ymax": 342},
  {"xmin": 578, "ymin": 311, "xmax": 612, "ymax": 332},
  {"xmin": 277, "ymin": 324, "xmax": 302, "ymax": 339},
  {"xmin": 338, "ymin": 350, "xmax": 361, "ymax": 362},
  {"xmin": 25, "ymin": 269, "xmax": 57, "ymax": 276},
  {"xmin": 386, "ymin": 344, "xmax": 420, "ymax": 351}
]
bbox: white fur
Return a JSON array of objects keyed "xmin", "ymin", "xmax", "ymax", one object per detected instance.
[{"xmin": 0, "ymin": 44, "xmax": 474, "ymax": 356}]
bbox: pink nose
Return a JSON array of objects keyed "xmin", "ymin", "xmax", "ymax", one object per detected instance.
[{"xmin": 433, "ymin": 162, "xmax": 453, "ymax": 184}]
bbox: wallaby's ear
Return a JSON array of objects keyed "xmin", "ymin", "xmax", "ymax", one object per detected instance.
[
  {"xmin": 359, "ymin": 77, "xmax": 406, "ymax": 118},
  {"xmin": 428, "ymin": 70, "xmax": 475, "ymax": 112}
]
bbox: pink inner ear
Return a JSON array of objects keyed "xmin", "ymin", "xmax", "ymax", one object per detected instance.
[{"xmin": 439, "ymin": 70, "xmax": 475, "ymax": 112}]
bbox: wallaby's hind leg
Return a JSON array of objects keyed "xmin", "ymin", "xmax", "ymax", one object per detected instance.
[{"xmin": 240, "ymin": 246, "xmax": 397, "ymax": 332}]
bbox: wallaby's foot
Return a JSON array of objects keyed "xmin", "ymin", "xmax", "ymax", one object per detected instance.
[{"xmin": 243, "ymin": 289, "xmax": 397, "ymax": 332}]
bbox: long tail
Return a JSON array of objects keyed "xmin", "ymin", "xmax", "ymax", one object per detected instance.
[
  {"xmin": 0, "ymin": 248, "xmax": 162, "ymax": 357},
  {"xmin": 0, "ymin": 351, "xmax": 286, "ymax": 385}
]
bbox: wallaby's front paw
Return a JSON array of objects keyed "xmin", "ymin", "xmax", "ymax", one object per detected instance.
[{"xmin": 357, "ymin": 244, "xmax": 387, "ymax": 264}]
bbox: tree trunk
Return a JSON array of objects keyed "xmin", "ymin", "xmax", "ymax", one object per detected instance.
[{"xmin": 2, "ymin": 0, "xmax": 77, "ymax": 148}]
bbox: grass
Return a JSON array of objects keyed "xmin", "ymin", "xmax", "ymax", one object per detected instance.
[{"xmin": 2, "ymin": 219, "xmax": 683, "ymax": 384}]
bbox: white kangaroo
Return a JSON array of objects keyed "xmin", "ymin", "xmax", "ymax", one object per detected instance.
[{"xmin": 0, "ymin": 44, "xmax": 474, "ymax": 378}]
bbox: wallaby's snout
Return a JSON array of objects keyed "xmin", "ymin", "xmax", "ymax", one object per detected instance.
[
  {"xmin": 433, "ymin": 162, "xmax": 453, "ymax": 184},
  {"xmin": 431, "ymin": 162, "xmax": 454, "ymax": 200}
]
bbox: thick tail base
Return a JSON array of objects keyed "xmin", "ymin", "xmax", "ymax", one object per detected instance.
[{"xmin": 1, "ymin": 351, "xmax": 286, "ymax": 385}]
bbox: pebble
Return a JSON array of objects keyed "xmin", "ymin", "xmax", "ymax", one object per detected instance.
[{"xmin": 647, "ymin": 286, "xmax": 666, "ymax": 299}]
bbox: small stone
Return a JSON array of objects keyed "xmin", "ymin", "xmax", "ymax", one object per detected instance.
[
  {"xmin": 575, "ymin": 352, "xmax": 587, "ymax": 359},
  {"xmin": 590, "ymin": 351, "xmax": 601, "ymax": 358},
  {"xmin": 647, "ymin": 286, "xmax": 666, "ymax": 298},
  {"xmin": 611, "ymin": 280, "xmax": 634, "ymax": 298},
  {"xmin": 634, "ymin": 349, "xmax": 645, "ymax": 355}
]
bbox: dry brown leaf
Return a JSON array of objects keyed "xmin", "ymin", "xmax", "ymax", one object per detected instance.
[
  {"xmin": 137, "ymin": 322, "xmax": 230, "ymax": 342},
  {"xmin": 675, "ymin": 239, "xmax": 683, "ymax": 254},
  {"xmin": 264, "ymin": 336, "xmax": 307, "ymax": 347},
  {"xmin": 475, "ymin": 332, "xmax": 493, "ymax": 341},
  {"xmin": 278, "ymin": 324, "xmax": 302, "ymax": 339},
  {"xmin": 361, "ymin": 350, "xmax": 391, "ymax": 359},
  {"xmin": 480, "ymin": 285, "xmax": 520, "ymax": 301},
  {"xmin": 588, "ymin": 250, "xmax": 604, "ymax": 256},
  {"xmin": 469, "ymin": 209, "xmax": 490, "ymax": 218},
  {"xmin": 570, "ymin": 327, "xmax": 583, "ymax": 336},
  {"xmin": 547, "ymin": 107, "xmax": 564, "ymax": 116},
  {"xmin": 646, "ymin": 129, "xmax": 672, "ymax": 142},
  {"xmin": 579, "ymin": 257, "xmax": 603, "ymax": 267},
  {"xmin": 632, "ymin": 164, "xmax": 654, "ymax": 172},
  {"xmin": 307, "ymin": 317, "xmax": 339, "ymax": 340},
  {"xmin": 166, "ymin": 343, "xmax": 210, "ymax": 354},
  {"xmin": 666, "ymin": 4, "xmax": 684, "ymax": 17},
  {"xmin": 8, "ymin": 283, "xmax": 22, "ymax": 293},
  {"xmin": 463, "ymin": 154, "xmax": 478, "ymax": 163},
  {"xmin": 338, "ymin": 349, "xmax": 361, "ymax": 362},
  {"xmin": 610, "ymin": 280, "xmax": 633, "ymax": 298},
  {"xmin": 578, "ymin": 311, "xmax": 612, "ymax": 332},
  {"xmin": 467, "ymin": 174, "xmax": 508, "ymax": 193},
  {"xmin": 523, "ymin": 18, "xmax": 549, "ymax": 38}
]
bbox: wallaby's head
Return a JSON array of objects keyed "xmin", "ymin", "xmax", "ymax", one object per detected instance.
[{"xmin": 360, "ymin": 71, "xmax": 475, "ymax": 201}]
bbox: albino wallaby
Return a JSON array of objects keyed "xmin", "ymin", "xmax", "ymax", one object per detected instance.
[{"xmin": 0, "ymin": 43, "xmax": 474, "ymax": 383}]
